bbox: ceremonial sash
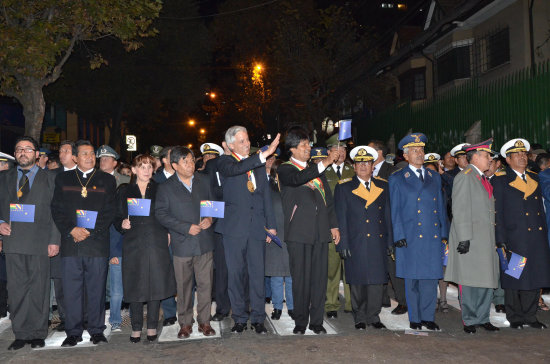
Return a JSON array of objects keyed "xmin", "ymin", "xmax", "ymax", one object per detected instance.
[
  {"xmin": 286, "ymin": 160, "xmax": 326, "ymax": 205},
  {"xmin": 231, "ymin": 152, "xmax": 255, "ymax": 192}
]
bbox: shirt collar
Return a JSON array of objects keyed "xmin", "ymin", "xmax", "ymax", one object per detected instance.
[
  {"xmin": 64, "ymin": 165, "xmax": 77, "ymax": 171},
  {"xmin": 356, "ymin": 176, "xmax": 371, "ymax": 188},
  {"xmin": 511, "ymin": 168, "xmax": 526, "ymax": 178},
  {"xmin": 235, "ymin": 152, "xmax": 247, "ymax": 160},
  {"xmin": 291, "ymin": 157, "xmax": 307, "ymax": 167},
  {"xmin": 77, "ymin": 167, "xmax": 95, "ymax": 178},
  {"xmin": 470, "ymin": 164, "xmax": 484, "ymax": 176},
  {"xmin": 163, "ymin": 169, "xmax": 173, "ymax": 179},
  {"xmin": 332, "ymin": 162, "xmax": 344, "ymax": 170},
  {"xmin": 408, "ymin": 164, "xmax": 424, "ymax": 175},
  {"xmin": 17, "ymin": 164, "xmax": 39, "ymax": 175},
  {"xmin": 373, "ymin": 161, "xmax": 382, "ymax": 176}
]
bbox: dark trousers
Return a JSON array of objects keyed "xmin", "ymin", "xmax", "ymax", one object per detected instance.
[
  {"xmin": 129, "ymin": 301, "xmax": 161, "ymax": 331},
  {"xmin": 161, "ymin": 245, "xmax": 177, "ymax": 320},
  {"xmin": 287, "ymin": 241, "xmax": 328, "ymax": 327},
  {"xmin": 213, "ymin": 232, "xmax": 230, "ymax": 315},
  {"xmin": 5, "ymin": 253, "xmax": 50, "ymax": 340},
  {"xmin": 505, "ymin": 288, "xmax": 539, "ymax": 324},
  {"xmin": 404, "ymin": 278, "xmax": 438, "ymax": 323},
  {"xmin": 223, "ymin": 235, "xmax": 265, "ymax": 324},
  {"xmin": 459, "ymin": 285, "xmax": 492, "ymax": 326},
  {"xmin": 383, "ymin": 256, "xmax": 407, "ymax": 306},
  {"xmin": 52, "ymin": 277, "xmax": 65, "ymax": 321},
  {"xmin": 0, "ymin": 279, "xmax": 7, "ymax": 316},
  {"xmin": 351, "ymin": 284, "xmax": 383, "ymax": 325},
  {"xmin": 62, "ymin": 256, "xmax": 108, "ymax": 336}
]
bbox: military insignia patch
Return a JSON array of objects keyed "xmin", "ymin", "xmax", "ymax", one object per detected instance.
[
  {"xmin": 427, "ymin": 170, "xmax": 432, "ymax": 177},
  {"xmin": 464, "ymin": 168, "xmax": 472, "ymax": 174},
  {"xmin": 404, "ymin": 172, "xmax": 410, "ymax": 178},
  {"xmin": 515, "ymin": 140, "xmax": 524, "ymax": 148},
  {"xmin": 338, "ymin": 178, "xmax": 352, "ymax": 184}
]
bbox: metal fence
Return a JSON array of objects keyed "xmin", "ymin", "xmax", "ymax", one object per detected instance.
[{"xmin": 359, "ymin": 60, "xmax": 550, "ymax": 154}]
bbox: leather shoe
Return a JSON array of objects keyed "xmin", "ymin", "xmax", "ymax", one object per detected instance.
[
  {"xmin": 8, "ymin": 339, "xmax": 27, "ymax": 350},
  {"xmin": 61, "ymin": 336, "xmax": 82, "ymax": 347},
  {"xmin": 495, "ymin": 304, "xmax": 506, "ymax": 313},
  {"xmin": 527, "ymin": 321, "xmax": 547, "ymax": 329},
  {"xmin": 391, "ymin": 304, "xmax": 407, "ymax": 315},
  {"xmin": 326, "ymin": 311, "xmax": 338, "ymax": 318},
  {"xmin": 309, "ymin": 325, "xmax": 327, "ymax": 334},
  {"xmin": 480, "ymin": 322, "xmax": 499, "ymax": 331},
  {"xmin": 30, "ymin": 339, "xmax": 45, "ymax": 348},
  {"xmin": 198, "ymin": 323, "xmax": 216, "ymax": 336},
  {"xmin": 231, "ymin": 323, "xmax": 247, "ymax": 333},
  {"xmin": 163, "ymin": 316, "xmax": 177, "ymax": 326},
  {"xmin": 293, "ymin": 325, "xmax": 306, "ymax": 334},
  {"xmin": 355, "ymin": 322, "xmax": 366, "ymax": 330},
  {"xmin": 129, "ymin": 336, "xmax": 141, "ymax": 343},
  {"xmin": 211, "ymin": 313, "xmax": 228, "ymax": 321},
  {"xmin": 271, "ymin": 309, "xmax": 282, "ymax": 320},
  {"xmin": 368, "ymin": 322, "xmax": 386, "ymax": 329},
  {"xmin": 147, "ymin": 335, "xmax": 158, "ymax": 342},
  {"xmin": 509, "ymin": 321, "xmax": 524, "ymax": 329},
  {"xmin": 251, "ymin": 322, "xmax": 267, "ymax": 334},
  {"xmin": 178, "ymin": 325, "xmax": 193, "ymax": 338},
  {"xmin": 90, "ymin": 333, "xmax": 108, "ymax": 345},
  {"xmin": 265, "ymin": 297, "xmax": 272, "ymax": 304},
  {"xmin": 409, "ymin": 322, "xmax": 422, "ymax": 330},
  {"xmin": 421, "ymin": 321, "xmax": 440, "ymax": 331},
  {"xmin": 463, "ymin": 325, "xmax": 476, "ymax": 334}
]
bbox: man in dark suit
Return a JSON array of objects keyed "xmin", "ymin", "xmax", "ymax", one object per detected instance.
[
  {"xmin": 335, "ymin": 146, "xmax": 393, "ymax": 330},
  {"xmin": 156, "ymin": 146, "xmax": 217, "ymax": 338},
  {"xmin": 278, "ymin": 126, "xmax": 340, "ymax": 335},
  {"xmin": 368, "ymin": 139, "xmax": 406, "ymax": 315},
  {"xmin": 0, "ymin": 136, "xmax": 60, "ymax": 350},
  {"xmin": 215, "ymin": 126, "xmax": 279, "ymax": 334},
  {"xmin": 51, "ymin": 140, "xmax": 116, "ymax": 347},
  {"xmin": 153, "ymin": 146, "xmax": 175, "ymax": 185},
  {"xmin": 493, "ymin": 138, "xmax": 550, "ymax": 329}
]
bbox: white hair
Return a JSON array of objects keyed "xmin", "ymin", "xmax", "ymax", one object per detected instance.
[
  {"xmin": 403, "ymin": 147, "xmax": 409, "ymax": 154},
  {"xmin": 225, "ymin": 125, "xmax": 247, "ymax": 145}
]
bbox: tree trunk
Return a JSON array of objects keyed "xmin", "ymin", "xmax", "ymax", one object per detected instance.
[{"xmin": 18, "ymin": 79, "xmax": 46, "ymax": 142}]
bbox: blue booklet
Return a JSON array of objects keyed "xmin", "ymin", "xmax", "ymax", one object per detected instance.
[
  {"xmin": 127, "ymin": 198, "xmax": 151, "ymax": 216},
  {"xmin": 264, "ymin": 227, "xmax": 282, "ymax": 248},
  {"xmin": 504, "ymin": 252, "xmax": 526, "ymax": 279},
  {"xmin": 9, "ymin": 204, "xmax": 35, "ymax": 223},
  {"xmin": 76, "ymin": 210, "xmax": 98, "ymax": 229}
]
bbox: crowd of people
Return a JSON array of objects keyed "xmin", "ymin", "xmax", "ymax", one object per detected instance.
[{"xmin": 1, "ymin": 126, "xmax": 550, "ymax": 351}]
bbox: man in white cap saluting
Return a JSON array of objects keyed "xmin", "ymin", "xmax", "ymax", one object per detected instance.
[
  {"xmin": 334, "ymin": 145, "xmax": 392, "ymax": 330},
  {"xmin": 492, "ymin": 138, "xmax": 550, "ymax": 329},
  {"xmin": 0, "ymin": 152, "xmax": 15, "ymax": 171}
]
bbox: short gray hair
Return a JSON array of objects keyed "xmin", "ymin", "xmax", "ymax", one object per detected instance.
[
  {"xmin": 225, "ymin": 125, "xmax": 247, "ymax": 145},
  {"xmin": 403, "ymin": 147, "xmax": 409, "ymax": 155}
]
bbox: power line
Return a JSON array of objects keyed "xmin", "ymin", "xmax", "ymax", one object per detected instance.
[{"xmin": 160, "ymin": 0, "xmax": 278, "ymax": 21}]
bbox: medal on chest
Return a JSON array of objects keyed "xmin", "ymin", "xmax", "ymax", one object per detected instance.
[
  {"xmin": 81, "ymin": 187, "xmax": 88, "ymax": 198},
  {"xmin": 247, "ymin": 180, "xmax": 255, "ymax": 193}
]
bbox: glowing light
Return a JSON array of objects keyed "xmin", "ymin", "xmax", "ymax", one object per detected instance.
[
  {"xmin": 188, "ymin": 119, "xmax": 195, "ymax": 126},
  {"xmin": 200, "ymin": 128, "xmax": 206, "ymax": 134}
]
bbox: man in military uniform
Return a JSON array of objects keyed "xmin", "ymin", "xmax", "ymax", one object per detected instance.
[
  {"xmin": 310, "ymin": 147, "xmax": 328, "ymax": 164},
  {"xmin": 150, "ymin": 145, "xmax": 164, "ymax": 172},
  {"xmin": 97, "ymin": 145, "xmax": 130, "ymax": 187},
  {"xmin": 493, "ymin": 138, "xmax": 550, "ymax": 329},
  {"xmin": 389, "ymin": 133, "xmax": 448, "ymax": 331},
  {"xmin": 334, "ymin": 146, "xmax": 392, "ymax": 330},
  {"xmin": 444, "ymin": 140, "xmax": 500, "ymax": 334},
  {"xmin": 0, "ymin": 152, "xmax": 15, "ymax": 171},
  {"xmin": 324, "ymin": 134, "xmax": 354, "ymax": 317}
]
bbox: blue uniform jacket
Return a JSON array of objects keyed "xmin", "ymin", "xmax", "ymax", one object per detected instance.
[{"xmin": 389, "ymin": 166, "xmax": 448, "ymax": 279}]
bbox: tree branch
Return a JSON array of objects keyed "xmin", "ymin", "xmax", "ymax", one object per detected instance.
[{"xmin": 43, "ymin": 28, "xmax": 80, "ymax": 86}]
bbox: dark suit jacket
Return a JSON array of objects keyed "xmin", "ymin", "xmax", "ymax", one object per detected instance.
[
  {"xmin": 201, "ymin": 157, "xmax": 223, "ymax": 201},
  {"xmin": 153, "ymin": 167, "xmax": 169, "ymax": 184},
  {"xmin": 0, "ymin": 168, "xmax": 60, "ymax": 255},
  {"xmin": 51, "ymin": 168, "xmax": 116, "ymax": 258},
  {"xmin": 155, "ymin": 172, "xmax": 215, "ymax": 257},
  {"xmin": 215, "ymin": 153, "xmax": 276, "ymax": 240},
  {"xmin": 377, "ymin": 161, "xmax": 398, "ymax": 180},
  {"xmin": 277, "ymin": 161, "xmax": 338, "ymax": 245}
]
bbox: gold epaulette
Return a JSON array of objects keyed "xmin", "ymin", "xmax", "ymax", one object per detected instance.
[
  {"xmin": 464, "ymin": 168, "xmax": 472, "ymax": 174},
  {"xmin": 495, "ymin": 171, "xmax": 506, "ymax": 176},
  {"xmin": 391, "ymin": 168, "xmax": 402, "ymax": 175},
  {"xmin": 374, "ymin": 176, "xmax": 388, "ymax": 182},
  {"xmin": 527, "ymin": 169, "xmax": 538, "ymax": 175},
  {"xmin": 338, "ymin": 178, "xmax": 352, "ymax": 184}
]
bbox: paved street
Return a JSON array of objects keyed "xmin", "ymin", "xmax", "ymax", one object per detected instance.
[{"xmin": 1, "ymin": 289, "xmax": 550, "ymax": 363}]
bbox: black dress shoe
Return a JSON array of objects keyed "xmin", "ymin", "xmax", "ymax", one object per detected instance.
[
  {"xmin": 211, "ymin": 313, "xmax": 228, "ymax": 321},
  {"xmin": 368, "ymin": 322, "xmax": 386, "ymax": 329},
  {"xmin": 90, "ymin": 333, "xmax": 108, "ymax": 345},
  {"xmin": 129, "ymin": 336, "xmax": 141, "ymax": 343},
  {"xmin": 527, "ymin": 321, "xmax": 547, "ymax": 329},
  {"xmin": 163, "ymin": 317, "xmax": 177, "ymax": 326},
  {"xmin": 30, "ymin": 339, "xmax": 45, "ymax": 348},
  {"xmin": 265, "ymin": 297, "xmax": 272, "ymax": 304},
  {"xmin": 326, "ymin": 311, "xmax": 338, "ymax": 319},
  {"xmin": 251, "ymin": 322, "xmax": 267, "ymax": 334},
  {"xmin": 231, "ymin": 323, "xmax": 247, "ymax": 333},
  {"xmin": 480, "ymin": 322, "xmax": 499, "ymax": 331},
  {"xmin": 391, "ymin": 304, "xmax": 408, "ymax": 315},
  {"xmin": 421, "ymin": 321, "xmax": 440, "ymax": 331},
  {"xmin": 509, "ymin": 322, "xmax": 524, "ymax": 329},
  {"xmin": 271, "ymin": 309, "xmax": 282, "ymax": 320},
  {"xmin": 463, "ymin": 325, "xmax": 476, "ymax": 334},
  {"xmin": 293, "ymin": 325, "xmax": 306, "ymax": 334},
  {"xmin": 495, "ymin": 304, "xmax": 506, "ymax": 313},
  {"xmin": 61, "ymin": 336, "xmax": 82, "ymax": 347},
  {"xmin": 288, "ymin": 310, "xmax": 295, "ymax": 319},
  {"xmin": 309, "ymin": 325, "xmax": 327, "ymax": 334},
  {"xmin": 8, "ymin": 339, "xmax": 27, "ymax": 350},
  {"xmin": 147, "ymin": 335, "xmax": 158, "ymax": 342},
  {"xmin": 409, "ymin": 322, "xmax": 422, "ymax": 330},
  {"xmin": 355, "ymin": 322, "xmax": 366, "ymax": 330}
]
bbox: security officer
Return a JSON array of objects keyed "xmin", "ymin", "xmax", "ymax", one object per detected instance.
[
  {"xmin": 0, "ymin": 152, "xmax": 15, "ymax": 171},
  {"xmin": 310, "ymin": 147, "xmax": 328, "ymax": 165},
  {"xmin": 200, "ymin": 143, "xmax": 224, "ymax": 164},
  {"xmin": 493, "ymin": 138, "xmax": 550, "ymax": 329},
  {"xmin": 447, "ymin": 143, "xmax": 471, "ymax": 177},
  {"xmin": 96, "ymin": 145, "xmax": 130, "ymax": 187},
  {"xmin": 324, "ymin": 134, "xmax": 354, "ymax": 317},
  {"xmin": 334, "ymin": 146, "xmax": 392, "ymax": 330},
  {"xmin": 389, "ymin": 133, "xmax": 448, "ymax": 331}
]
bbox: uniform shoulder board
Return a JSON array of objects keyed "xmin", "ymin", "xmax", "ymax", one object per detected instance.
[
  {"xmin": 338, "ymin": 178, "xmax": 352, "ymax": 184},
  {"xmin": 527, "ymin": 169, "xmax": 538, "ymax": 175},
  {"xmin": 374, "ymin": 176, "xmax": 387, "ymax": 183},
  {"xmin": 494, "ymin": 171, "xmax": 506, "ymax": 176},
  {"xmin": 464, "ymin": 168, "xmax": 472, "ymax": 174},
  {"xmin": 391, "ymin": 168, "xmax": 402, "ymax": 175}
]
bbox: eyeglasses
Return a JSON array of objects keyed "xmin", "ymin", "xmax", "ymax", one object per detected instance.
[{"xmin": 15, "ymin": 147, "xmax": 36, "ymax": 154}]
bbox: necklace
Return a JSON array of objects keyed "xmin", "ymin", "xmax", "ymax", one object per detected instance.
[
  {"xmin": 17, "ymin": 169, "xmax": 33, "ymax": 198},
  {"xmin": 75, "ymin": 168, "xmax": 97, "ymax": 198}
]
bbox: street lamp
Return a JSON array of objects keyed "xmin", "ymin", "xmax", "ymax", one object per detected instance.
[
  {"xmin": 188, "ymin": 119, "xmax": 195, "ymax": 126},
  {"xmin": 200, "ymin": 128, "xmax": 206, "ymax": 134},
  {"xmin": 255, "ymin": 64, "xmax": 262, "ymax": 72}
]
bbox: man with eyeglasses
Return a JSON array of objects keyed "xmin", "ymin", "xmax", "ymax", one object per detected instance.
[{"xmin": 0, "ymin": 136, "xmax": 60, "ymax": 350}]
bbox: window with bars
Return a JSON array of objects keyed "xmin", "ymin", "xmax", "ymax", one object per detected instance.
[
  {"xmin": 436, "ymin": 45, "xmax": 472, "ymax": 86},
  {"xmin": 399, "ymin": 68, "xmax": 426, "ymax": 101},
  {"xmin": 474, "ymin": 27, "xmax": 510, "ymax": 74}
]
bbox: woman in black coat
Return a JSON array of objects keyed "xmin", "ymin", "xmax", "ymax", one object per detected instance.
[{"xmin": 115, "ymin": 154, "xmax": 176, "ymax": 343}]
